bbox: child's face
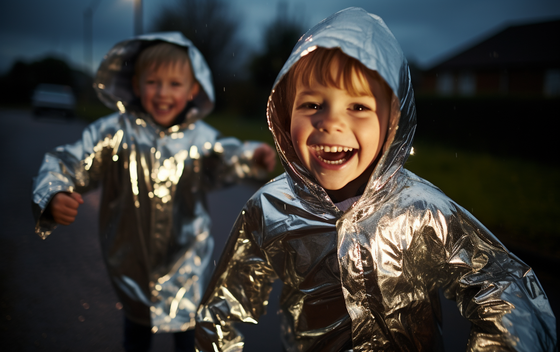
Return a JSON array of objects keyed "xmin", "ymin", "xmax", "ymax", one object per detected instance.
[
  {"xmin": 134, "ymin": 62, "xmax": 199, "ymax": 127},
  {"xmin": 290, "ymin": 63, "xmax": 390, "ymax": 200}
]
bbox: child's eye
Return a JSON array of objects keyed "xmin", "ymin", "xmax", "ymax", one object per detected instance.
[
  {"xmin": 171, "ymin": 81, "xmax": 183, "ymax": 87},
  {"xmin": 298, "ymin": 102, "xmax": 321, "ymax": 110},
  {"xmin": 351, "ymin": 104, "xmax": 370, "ymax": 111}
]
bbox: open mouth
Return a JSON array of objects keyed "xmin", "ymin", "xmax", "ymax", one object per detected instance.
[
  {"xmin": 156, "ymin": 104, "xmax": 171, "ymax": 111},
  {"xmin": 312, "ymin": 145, "xmax": 356, "ymax": 165}
]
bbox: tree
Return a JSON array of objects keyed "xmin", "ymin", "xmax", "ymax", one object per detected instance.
[
  {"xmin": 151, "ymin": 0, "xmax": 244, "ymax": 88},
  {"xmin": 29, "ymin": 58, "xmax": 74, "ymax": 86},
  {"xmin": 247, "ymin": 1, "xmax": 307, "ymax": 115},
  {"xmin": 0, "ymin": 57, "xmax": 74, "ymax": 105}
]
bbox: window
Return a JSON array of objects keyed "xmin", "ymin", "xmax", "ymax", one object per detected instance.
[
  {"xmin": 436, "ymin": 71, "xmax": 454, "ymax": 96},
  {"xmin": 544, "ymin": 69, "xmax": 560, "ymax": 97},
  {"xmin": 458, "ymin": 71, "xmax": 476, "ymax": 96}
]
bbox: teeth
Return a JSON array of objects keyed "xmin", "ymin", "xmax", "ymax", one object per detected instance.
[
  {"xmin": 318, "ymin": 155, "xmax": 346, "ymax": 165},
  {"xmin": 314, "ymin": 145, "xmax": 353, "ymax": 153}
]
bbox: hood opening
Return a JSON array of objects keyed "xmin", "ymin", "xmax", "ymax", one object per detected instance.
[
  {"xmin": 94, "ymin": 32, "xmax": 214, "ymax": 125},
  {"xmin": 268, "ymin": 54, "xmax": 402, "ymax": 187}
]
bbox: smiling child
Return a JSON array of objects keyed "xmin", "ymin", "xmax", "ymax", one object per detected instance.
[
  {"xmin": 194, "ymin": 8, "xmax": 556, "ymax": 352},
  {"xmin": 32, "ymin": 32, "xmax": 275, "ymax": 352}
]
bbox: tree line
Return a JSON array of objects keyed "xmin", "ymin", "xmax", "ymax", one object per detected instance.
[{"xmin": 0, "ymin": 0, "xmax": 306, "ymax": 119}]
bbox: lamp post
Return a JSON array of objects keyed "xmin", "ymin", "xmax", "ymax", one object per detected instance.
[
  {"xmin": 134, "ymin": 0, "xmax": 143, "ymax": 36},
  {"xmin": 83, "ymin": 0, "xmax": 103, "ymax": 75}
]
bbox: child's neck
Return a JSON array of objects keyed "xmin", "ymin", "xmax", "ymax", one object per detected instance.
[{"xmin": 326, "ymin": 163, "xmax": 374, "ymax": 203}]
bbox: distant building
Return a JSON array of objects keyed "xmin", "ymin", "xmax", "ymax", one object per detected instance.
[{"xmin": 421, "ymin": 19, "xmax": 560, "ymax": 97}]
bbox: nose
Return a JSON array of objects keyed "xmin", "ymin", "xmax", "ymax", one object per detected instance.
[
  {"xmin": 313, "ymin": 107, "xmax": 345, "ymax": 133},
  {"xmin": 155, "ymin": 83, "xmax": 169, "ymax": 96}
]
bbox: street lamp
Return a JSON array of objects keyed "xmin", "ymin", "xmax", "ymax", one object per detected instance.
[
  {"xmin": 83, "ymin": 0, "xmax": 103, "ymax": 75},
  {"xmin": 134, "ymin": 0, "xmax": 143, "ymax": 36},
  {"xmin": 84, "ymin": 0, "xmax": 142, "ymax": 74}
]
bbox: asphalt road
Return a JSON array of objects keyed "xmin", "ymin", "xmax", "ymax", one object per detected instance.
[{"xmin": 0, "ymin": 108, "xmax": 556, "ymax": 351}]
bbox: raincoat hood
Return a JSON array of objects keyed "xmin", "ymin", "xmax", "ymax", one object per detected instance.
[
  {"xmin": 267, "ymin": 7, "xmax": 415, "ymax": 211},
  {"xmin": 94, "ymin": 31, "xmax": 214, "ymax": 123}
]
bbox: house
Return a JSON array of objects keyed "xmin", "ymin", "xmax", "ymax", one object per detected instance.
[{"xmin": 420, "ymin": 19, "xmax": 560, "ymax": 97}]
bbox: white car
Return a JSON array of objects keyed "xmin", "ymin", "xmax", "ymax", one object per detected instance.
[{"xmin": 32, "ymin": 84, "xmax": 76, "ymax": 117}]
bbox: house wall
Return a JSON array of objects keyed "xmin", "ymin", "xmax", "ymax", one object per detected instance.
[
  {"xmin": 508, "ymin": 69, "xmax": 544, "ymax": 95},
  {"xmin": 476, "ymin": 70, "xmax": 501, "ymax": 94},
  {"xmin": 418, "ymin": 68, "xmax": 552, "ymax": 97}
]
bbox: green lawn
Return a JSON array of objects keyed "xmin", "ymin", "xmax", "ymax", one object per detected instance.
[
  {"xmin": 405, "ymin": 141, "xmax": 560, "ymax": 255},
  {"xmin": 207, "ymin": 113, "xmax": 560, "ymax": 257}
]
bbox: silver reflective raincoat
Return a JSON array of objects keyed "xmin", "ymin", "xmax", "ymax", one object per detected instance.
[
  {"xmin": 32, "ymin": 32, "xmax": 267, "ymax": 333},
  {"xmin": 195, "ymin": 8, "xmax": 557, "ymax": 351}
]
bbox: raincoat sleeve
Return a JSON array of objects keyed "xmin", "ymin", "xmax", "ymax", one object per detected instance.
[
  {"xmin": 415, "ymin": 190, "xmax": 557, "ymax": 351},
  {"xmin": 200, "ymin": 134, "xmax": 270, "ymax": 191},
  {"xmin": 31, "ymin": 113, "xmax": 121, "ymax": 239},
  {"xmin": 195, "ymin": 194, "xmax": 278, "ymax": 352}
]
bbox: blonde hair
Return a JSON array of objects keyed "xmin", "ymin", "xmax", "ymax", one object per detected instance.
[{"xmin": 134, "ymin": 42, "xmax": 193, "ymax": 77}]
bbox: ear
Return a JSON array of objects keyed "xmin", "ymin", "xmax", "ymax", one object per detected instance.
[
  {"xmin": 132, "ymin": 74, "xmax": 140, "ymax": 97},
  {"xmin": 189, "ymin": 82, "xmax": 200, "ymax": 101}
]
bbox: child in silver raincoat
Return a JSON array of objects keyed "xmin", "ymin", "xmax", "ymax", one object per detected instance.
[
  {"xmin": 32, "ymin": 32, "xmax": 275, "ymax": 351},
  {"xmin": 195, "ymin": 8, "xmax": 557, "ymax": 352}
]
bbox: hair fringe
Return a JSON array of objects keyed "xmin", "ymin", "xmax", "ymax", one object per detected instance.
[{"xmin": 134, "ymin": 42, "xmax": 192, "ymax": 77}]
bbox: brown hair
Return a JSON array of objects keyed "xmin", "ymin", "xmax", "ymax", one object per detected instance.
[
  {"xmin": 284, "ymin": 47, "xmax": 387, "ymax": 108},
  {"xmin": 134, "ymin": 42, "xmax": 193, "ymax": 78},
  {"xmin": 271, "ymin": 47, "xmax": 391, "ymax": 149}
]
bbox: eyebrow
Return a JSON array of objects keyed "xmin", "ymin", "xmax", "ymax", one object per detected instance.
[
  {"xmin": 296, "ymin": 89, "xmax": 372, "ymax": 98},
  {"xmin": 294, "ymin": 89, "xmax": 318, "ymax": 97}
]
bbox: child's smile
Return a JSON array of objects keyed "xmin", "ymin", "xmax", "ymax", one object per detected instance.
[
  {"xmin": 312, "ymin": 144, "xmax": 356, "ymax": 166},
  {"xmin": 134, "ymin": 62, "xmax": 199, "ymax": 127},
  {"xmin": 290, "ymin": 62, "xmax": 390, "ymax": 200}
]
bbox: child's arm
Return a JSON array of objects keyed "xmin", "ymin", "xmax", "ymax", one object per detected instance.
[
  {"xmin": 251, "ymin": 143, "xmax": 276, "ymax": 173},
  {"xmin": 195, "ymin": 199, "xmax": 278, "ymax": 351},
  {"xmin": 435, "ymin": 205, "xmax": 557, "ymax": 351},
  {"xmin": 206, "ymin": 138, "xmax": 275, "ymax": 185},
  {"xmin": 197, "ymin": 122, "xmax": 276, "ymax": 190},
  {"xmin": 32, "ymin": 113, "xmax": 120, "ymax": 239}
]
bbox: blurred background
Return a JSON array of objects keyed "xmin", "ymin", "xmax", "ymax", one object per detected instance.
[{"xmin": 1, "ymin": 0, "xmax": 559, "ymax": 350}]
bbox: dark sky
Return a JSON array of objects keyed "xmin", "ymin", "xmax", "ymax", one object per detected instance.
[{"xmin": 1, "ymin": 0, "xmax": 559, "ymax": 75}]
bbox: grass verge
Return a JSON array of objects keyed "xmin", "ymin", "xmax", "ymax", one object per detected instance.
[{"xmin": 406, "ymin": 141, "xmax": 559, "ymax": 256}]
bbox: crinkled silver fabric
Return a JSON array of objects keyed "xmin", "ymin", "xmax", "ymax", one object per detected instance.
[
  {"xmin": 32, "ymin": 32, "xmax": 267, "ymax": 332},
  {"xmin": 195, "ymin": 8, "xmax": 557, "ymax": 351}
]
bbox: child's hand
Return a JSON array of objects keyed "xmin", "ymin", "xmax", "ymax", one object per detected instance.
[
  {"xmin": 253, "ymin": 144, "xmax": 277, "ymax": 173},
  {"xmin": 47, "ymin": 192, "xmax": 84, "ymax": 226}
]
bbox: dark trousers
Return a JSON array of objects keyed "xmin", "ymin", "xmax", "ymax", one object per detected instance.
[{"xmin": 123, "ymin": 317, "xmax": 195, "ymax": 352}]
